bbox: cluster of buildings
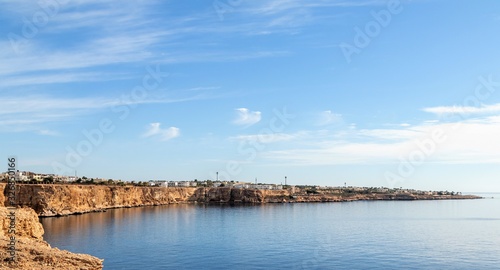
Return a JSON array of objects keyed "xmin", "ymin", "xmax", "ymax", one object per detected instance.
[
  {"xmin": 1, "ymin": 170, "xmax": 68, "ymax": 182},
  {"xmin": 0, "ymin": 172, "xmax": 453, "ymax": 195},
  {"xmin": 232, "ymin": 183, "xmax": 283, "ymax": 190},
  {"xmin": 147, "ymin": 180, "xmax": 284, "ymax": 190},
  {"xmin": 314, "ymin": 186, "xmax": 453, "ymax": 196},
  {"xmin": 0, "ymin": 172, "xmax": 286, "ymax": 190},
  {"xmin": 0, "ymin": 170, "xmax": 107, "ymax": 183},
  {"xmin": 148, "ymin": 180, "xmax": 198, "ymax": 187}
]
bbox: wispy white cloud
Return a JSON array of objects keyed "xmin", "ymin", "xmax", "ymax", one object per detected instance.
[
  {"xmin": 233, "ymin": 108, "xmax": 262, "ymax": 127},
  {"xmin": 0, "ymin": 0, "xmax": 294, "ymax": 88},
  {"xmin": 3, "ymin": 0, "xmax": 385, "ymax": 89},
  {"xmin": 317, "ymin": 110, "xmax": 343, "ymax": 126},
  {"xmin": 0, "ymin": 72, "xmax": 129, "ymax": 87},
  {"xmin": 230, "ymin": 132, "xmax": 306, "ymax": 144},
  {"xmin": 244, "ymin": 0, "xmax": 390, "ymax": 16},
  {"xmin": 143, "ymin": 123, "xmax": 180, "ymax": 141},
  {"xmin": 0, "ymin": 95, "xmax": 200, "ymax": 116},
  {"xmin": 37, "ymin": 129, "xmax": 60, "ymax": 136},
  {"xmin": 0, "ymin": 94, "xmax": 203, "ymax": 133},
  {"xmin": 263, "ymin": 114, "xmax": 500, "ymax": 165},
  {"xmin": 422, "ymin": 103, "xmax": 500, "ymax": 115},
  {"xmin": 356, "ymin": 128, "xmax": 421, "ymax": 141}
]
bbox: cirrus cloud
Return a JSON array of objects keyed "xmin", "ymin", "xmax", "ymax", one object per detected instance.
[
  {"xmin": 422, "ymin": 103, "xmax": 500, "ymax": 116},
  {"xmin": 263, "ymin": 115, "xmax": 500, "ymax": 166}
]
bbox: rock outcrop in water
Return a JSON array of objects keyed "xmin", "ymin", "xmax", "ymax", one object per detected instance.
[
  {"xmin": 0, "ymin": 206, "xmax": 103, "ymax": 269},
  {"xmin": 1, "ymin": 184, "xmax": 481, "ymax": 217}
]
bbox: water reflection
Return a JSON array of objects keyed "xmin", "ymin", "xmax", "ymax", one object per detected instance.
[{"xmin": 40, "ymin": 200, "xmax": 500, "ymax": 270}]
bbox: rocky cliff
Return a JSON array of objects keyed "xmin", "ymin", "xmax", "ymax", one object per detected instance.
[
  {"xmin": 1, "ymin": 184, "xmax": 480, "ymax": 217},
  {"xmin": 0, "ymin": 183, "xmax": 479, "ymax": 269},
  {"xmin": 2, "ymin": 184, "xmax": 197, "ymax": 217},
  {"xmin": 0, "ymin": 207, "xmax": 103, "ymax": 269},
  {"xmin": 1, "ymin": 184, "xmax": 299, "ymax": 216},
  {"xmin": 193, "ymin": 187, "xmax": 292, "ymax": 203}
]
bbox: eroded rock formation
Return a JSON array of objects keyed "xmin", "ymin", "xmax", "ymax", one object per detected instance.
[
  {"xmin": 6, "ymin": 184, "xmax": 197, "ymax": 216},
  {"xmin": 1, "ymin": 184, "xmax": 480, "ymax": 217},
  {"xmin": 0, "ymin": 207, "xmax": 103, "ymax": 269}
]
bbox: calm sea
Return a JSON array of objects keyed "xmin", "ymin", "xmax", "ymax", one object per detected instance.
[{"xmin": 41, "ymin": 195, "xmax": 500, "ymax": 270}]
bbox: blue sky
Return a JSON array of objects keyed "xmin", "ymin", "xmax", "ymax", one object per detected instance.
[{"xmin": 1, "ymin": 0, "xmax": 500, "ymax": 192}]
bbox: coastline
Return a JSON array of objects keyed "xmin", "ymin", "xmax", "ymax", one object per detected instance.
[
  {"xmin": 1, "ymin": 183, "xmax": 481, "ymax": 217},
  {"xmin": 0, "ymin": 183, "xmax": 480, "ymax": 269}
]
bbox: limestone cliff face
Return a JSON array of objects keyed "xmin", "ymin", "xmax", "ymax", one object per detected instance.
[
  {"xmin": 0, "ymin": 183, "xmax": 479, "ymax": 269},
  {"xmin": 0, "ymin": 184, "xmax": 5, "ymax": 207},
  {"xmin": 0, "ymin": 207, "xmax": 103, "ymax": 269},
  {"xmin": 193, "ymin": 187, "xmax": 292, "ymax": 203},
  {"xmin": 0, "ymin": 207, "xmax": 43, "ymax": 240},
  {"xmin": 1, "ymin": 184, "xmax": 481, "ymax": 217},
  {"xmin": 8, "ymin": 184, "xmax": 197, "ymax": 217},
  {"xmin": 2, "ymin": 185, "xmax": 296, "ymax": 216}
]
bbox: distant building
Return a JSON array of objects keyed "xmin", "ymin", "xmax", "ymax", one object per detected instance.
[
  {"xmin": 15, "ymin": 171, "xmax": 28, "ymax": 182},
  {"xmin": 164, "ymin": 181, "xmax": 197, "ymax": 187},
  {"xmin": 232, "ymin": 183, "xmax": 283, "ymax": 190}
]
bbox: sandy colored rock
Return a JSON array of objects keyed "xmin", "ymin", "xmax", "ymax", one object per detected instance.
[
  {"xmin": 11, "ymin": 184, "xmax": 198, "ymax": 216},
  {"xmin": 0, "ymin": 237, "xmax": 102, "ymax": 270},
  {"xmin": 0, "ymin": 207, "xmax": 103, "ymax": 269},
  {"xmin": 1, "ymin": 184, "xmax": 481, "ymax": 217},
  {"xmin": 0, "ymin": 184, "xmax": 5, "ymax": 207},
  {"xmin": 0, "ymin": 183, "xmax": 479, "ymax": 270},
  {"xmin": 0, "ymin": 207, "xmax": 43, "ymax": 240}
]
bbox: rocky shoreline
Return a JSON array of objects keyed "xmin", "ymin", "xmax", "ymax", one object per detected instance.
[
  {"xmin": 0, "ymin": 183, "xmax": 480, "ymax": 269},
  {"xmin": 1, "ymin": 184, "xmax": 481, "ymax": 217},
  {"xmin": 0, "ymin": 207, "xmax": 103, "ymax": 269}
]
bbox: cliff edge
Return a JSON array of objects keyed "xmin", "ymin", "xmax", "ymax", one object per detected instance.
[
  {"xmin": 6, "ymin": 184, "xmax": 197, "ymax": 217},
  {"xmin": 0, "ymin": 207, "xmax": 103, "ymax": 269},
  {"xmin": 1, "ymin": 184, "xmax": 481, "ymax": 217}
]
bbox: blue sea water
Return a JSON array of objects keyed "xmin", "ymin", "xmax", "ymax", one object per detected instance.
[{"xmin": 40, "ymin": 195, "xmax": 500, "ymax": 270}]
